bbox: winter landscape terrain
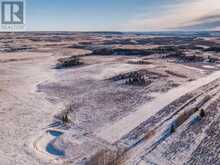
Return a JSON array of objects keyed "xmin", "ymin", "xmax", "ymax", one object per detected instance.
[{"xmin": 1, "ymin": 31, "xmax": 220, "ymax": 165}]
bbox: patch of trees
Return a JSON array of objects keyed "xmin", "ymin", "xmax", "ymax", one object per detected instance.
[
  {"xmin": 125, "ymin": 72, "xmax": 149, "ymax": 86},
  {"xmin": 205, "ymin": 46, "xmax": 220, "ymax": 52},
  {"xmin": 92, "ymin": 46, "xmax": 182, "ymax": 56},
  {"xmin": 135, "ymin": 37, "xmax": 194, "ymax": 45},
  {"xmin": 110, "ymin": 70, "xmax": 167, "ymax": 86},
  {"xmin": 55, "ymin": 56, "xmax": 83, "ymax": 69},
  {"xmin": 177, "ymin": 55, "xmax": 204, "ymax": 63}
]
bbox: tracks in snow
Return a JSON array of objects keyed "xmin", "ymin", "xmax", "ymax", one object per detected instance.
[{"xmin": 117, "ymin": 82, "xmax": 220, "ymax": 165}]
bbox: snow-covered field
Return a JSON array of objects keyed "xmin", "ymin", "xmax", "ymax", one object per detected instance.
[
  {"xmin": 0, "ymin": 52, "xmax": 65, "ymax": 164},
  {"xmin": 96, "ymin": 70, "xmax": 220, "ymax": 144},
  {"xmin": 1, "ymin": 32, "xmax": 220, "ymax": 165}
]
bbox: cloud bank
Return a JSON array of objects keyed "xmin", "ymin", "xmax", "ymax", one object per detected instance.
[{"xmin": 128, "ymin": 0, "xmax": 220, "ymax": 31}]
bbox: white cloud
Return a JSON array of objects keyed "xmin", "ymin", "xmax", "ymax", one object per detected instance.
[{"xmin": 127, "ymin": 0, "xmax": 220, "ymax": 31}]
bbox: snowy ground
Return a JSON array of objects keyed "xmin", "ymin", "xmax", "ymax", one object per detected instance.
[
  {"xmin": 96, "ymin": 70, "xmax": 220, "ymax": 144},
  {"xmin": 0, "ymin": 52, "xmax": 69, "ymax": 165},
  {"xmin": 0, "ymin": 51, "xmax": 208, "ymax": 164},
  {"xmin": 1, "ymin": 32, "xmax": 220, "ymax": 165}
]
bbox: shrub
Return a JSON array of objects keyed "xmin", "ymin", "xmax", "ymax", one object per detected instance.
[
  {"xmin": 200, "ymin": 109, "xmax": 205, "ymax": 118},
  {"xmin": 55, "ymin": 56, "xmax": 83, "ymax": 69}
]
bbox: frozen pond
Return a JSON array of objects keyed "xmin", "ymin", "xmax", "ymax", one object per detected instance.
[
  {"xmin": 48, "ymin": 130, "xmax": 63, "ymax": 137},
  {"xmin": 46, "ymin": 130, "xmax": 64, "ymax": 156},
  {"xmin": 46, "ymin": 142, "xmax": 65, "ymax": 156}
]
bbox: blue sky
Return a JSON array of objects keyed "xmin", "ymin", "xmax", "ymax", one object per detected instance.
[
  {"xmin": 26, "ymin": 0, "xmax": 150, "ymax": 31},
  {"xmin": 25, "ymin": 0, "xmax": 220, "ymax": 31}
]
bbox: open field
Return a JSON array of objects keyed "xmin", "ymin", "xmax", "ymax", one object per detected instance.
[{"xmin": 1, "ymin": 32, "xmax": 220, "ymax": 165}]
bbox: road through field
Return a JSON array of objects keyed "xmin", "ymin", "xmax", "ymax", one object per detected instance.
[{"xmin": 96, "ymin": 70, "xmax": 220, "ymax": 144}]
